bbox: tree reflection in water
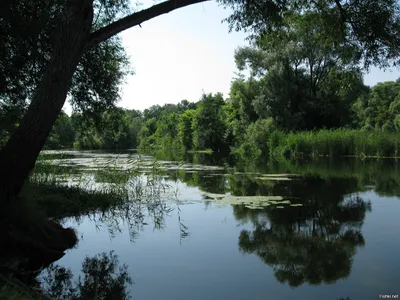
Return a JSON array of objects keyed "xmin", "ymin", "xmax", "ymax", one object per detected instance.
[
  {"xmin": 232, "ymin": 176, "xmax": 371, "ymax": 287},
  {"xmin": 40, "ymin": 251, "xmax": 132, "ymax": 300}
]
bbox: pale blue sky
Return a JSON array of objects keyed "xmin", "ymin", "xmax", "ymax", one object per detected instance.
[{"xmin": 66, "ymin": 1, "xmax": 400, "ymax": 113}]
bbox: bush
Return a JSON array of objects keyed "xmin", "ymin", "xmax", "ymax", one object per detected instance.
[
  {"xmin": 270, "ymin": 129, "xmax": 400, "ymax": 159},
  {"xmin": 234, "ymin": 118, "xmax": 277, "ymax": 159}
]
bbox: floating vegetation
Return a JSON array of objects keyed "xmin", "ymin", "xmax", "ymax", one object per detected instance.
[
  {"xmin": 34, "ymin": 150, "xmax": 309, "ymax": 210},
  {"xmin": 260, "ymin": 173, "xmax": 301, "ymax": 177},
  {"xmin": 254, "ymin": 173, "xmax": 301, "ymax": 181},
  {"xmin": 201, "ymin": 192, "xmax": 301, "ymax": 209},
  {"xmin": 233, "ymin": 172, "xmax": 261, "ymax": 175},
  {"xmin": 187, "ymin": 149, "xmax": 213, "ymax": 154},
  {"xmin": 255, "ymin": 176, "xmax": 292, "ymax": 181},
  {"xmin": 38, "ymin": 151, "xmax": 225, "ymax": 175}
]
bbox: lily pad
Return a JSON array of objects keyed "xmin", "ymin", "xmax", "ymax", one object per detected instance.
[
  {"xmin": 260, "ymin": 173, "xmax": 301, "ymax": 177},
  {"xmin": 201, "ymin": 192, "xmax": 298, "ymax": 209},
  {"xmin": 255, "ymin": 176, "xmax": 292, "ymax": 181}
]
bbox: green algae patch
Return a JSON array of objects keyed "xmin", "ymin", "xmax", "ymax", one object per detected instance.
[
  {"xmin": 245, "ymin": 205, "xmax": 266, "ymax": 209},
  {"xmin": 255, "ymin": 176, "xmax": 292, "ymax": 181},
  {"xmin": 261, "ymin": 173, "xmax": 300, "ymax": 177},
  {"xmin": 255, "ymin": 173, "xmax": 301, "ymax": 181},
  {"xmin": 202, "ymin": 192, "xmax": 227, "ymax": 200},
  {"xmin": 201, "ymin": 192, "xmax": 298, "ymax": 209},
  {"xmin": 233, "ymin": 172, "xmax": 262, "ymax": 176},
  {"xmin": 280, "ymin": 200, "xmax": 292, "ymax": 204}
]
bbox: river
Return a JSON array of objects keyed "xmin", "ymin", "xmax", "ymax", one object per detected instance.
[{"xmin": 35, "ymin": 150, "xmax": 400, "ymax": 300}]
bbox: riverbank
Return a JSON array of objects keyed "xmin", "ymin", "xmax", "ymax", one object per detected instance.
[
  {"xmin": 255, "ymin": 129, "xmax": 400, "ymax": 159},
  {"xmin": 0, "ymin": 171, "xmax": 136, "ymax": 299}
]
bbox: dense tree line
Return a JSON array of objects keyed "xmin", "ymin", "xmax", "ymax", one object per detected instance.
[
  {"xmin": 7, "ymin": 8, "xmax": 396, "ymax": 154},
  {"xmin": 7, "ymin": 8, "xmax": 395, "ymax": 155},
  {"xmin": 2, "ymin": 0, "xmax": 400, "ymax": 201},
  {"xmin": 17, "ymin": 73, "xmax": 399, "ymax": 155}
]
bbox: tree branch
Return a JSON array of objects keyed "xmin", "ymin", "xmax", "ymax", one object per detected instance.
[
  {"xmin": 87, "ymin": 0, "xmax": 209, "ymax": 48},
  {"xmin": 333, "ymin": 0, "xmax": 359, "ymax": 35}
]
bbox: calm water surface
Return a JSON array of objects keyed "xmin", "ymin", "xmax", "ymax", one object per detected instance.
[{"xmin": 38, "ymin": 150, "xmax": 400, "ymax": 300}]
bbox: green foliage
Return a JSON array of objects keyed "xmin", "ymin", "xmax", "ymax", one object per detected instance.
[
  {"xmin": 235, "ymin": 118, "xmax": 276, "ymax": 160},
  {"xmin": 45, "ymin": 111, "xmax": 75, "ymax": 149},
  {"xmin": 3, "ymin": 0, "xmax": 400, "ymax": 161},
  {"xmin": 0, "ymin": 0, "xmax": 132, "ymax": 137},
  {"xmin": 229, "ymin": 76, "xmax": 260, "ymax": 123},
  {"xmin": 353, "ymin": 81, "xmax": 400, "ymax": 131},
  {"xmin": 72, "ymin": 108, "xmax": 142, "ymax": 150},
  {"xmin": 271, "ymin": 129, "xmax": 400, "ymax": 159},
  {"xmin": 133, "ymin": 101, "xmax": 197, "ymax": 151},
  {"xmin": 219, "ymin": 0, "xmax": 400, "ymax": 68},
  {"xmin": 152, "ymin": 112, "xmax": 181, "ymax": 149},
  {"xmin": 234, "ymin": 11, "xmax": 366, "ymax": 131},
  {"xmin": 192, "ymin": 93, "xmax": 228, "ymax": 151},
  {"xmin": 178, "ymin": 110, "xmax": 196, "ymax": 150},
  {"xmin": 70, "ymin": 36, "xmax": 132, "ymax": 124}
]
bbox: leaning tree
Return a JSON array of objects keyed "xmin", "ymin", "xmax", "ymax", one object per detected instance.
[{"xmin": 1, "ymin": 0, "xmax": 399, "ymax": 203}]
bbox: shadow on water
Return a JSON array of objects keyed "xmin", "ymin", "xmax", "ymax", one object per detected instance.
[
  {"xmin": 0, "ymin": 158, "xmax": 182, "ymax": 299},
  {"xmin": 0, "ymin": 199, "xmax": 78, "ymax": 283},
  {"xmin": 0, "ymin": 192, "xmax": 176, "ymax": 299}
]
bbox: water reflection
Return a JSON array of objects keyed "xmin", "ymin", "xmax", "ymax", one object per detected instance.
[
  {"xmin": 263, "ymin": 158, "xmax": 400, "ymax": 197},
  {"xmin": 233, "ymin": 176, "xmax": 371, "ymax": 287},
  {"xmin": 39, "ymin": 149, "xmax": 400, "ymax": 198},
  {"xmin": 66, "ymin": 198, "xmax": 183, "ymax": 243},
  {"xmin": 32, "ymin": 150, "xmax": 400, "ymax": 298},
  {"xmin": 177, "ymin": 171, "xmax": 228, "ymax": 194},
  {"xmin": 40, "ymin": 251, "xmax": 132, "ymax": 300}
]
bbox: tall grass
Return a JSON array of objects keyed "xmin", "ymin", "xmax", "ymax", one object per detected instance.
[
  {"xmin": 2, "ymin": 152, "xmax": 185, "ymax": 299},
  {"xmin": 25, "ymin": 154, "xmax": 175, "ymax": 219},
  {"xmin": 269, "ymin": 129, "xmax": 400, "ymax": 159}
]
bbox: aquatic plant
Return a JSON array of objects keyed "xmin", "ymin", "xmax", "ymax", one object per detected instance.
[{"xmin": 270, "ymin": 129, "xmax": 400, "ymax": 159}]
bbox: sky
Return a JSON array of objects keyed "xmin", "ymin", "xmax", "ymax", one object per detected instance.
[{"xmin": 64, "ymin": 1, "xmax": 400, "ymax": 113}]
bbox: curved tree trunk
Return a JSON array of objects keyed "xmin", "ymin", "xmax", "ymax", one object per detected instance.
[
  {"xmin": 0, "ymin": 0, "xmax": 208, "ymax": 204},
  {"xmin": 0, "ymin": 0, "xmax": 94, "ymax": 203}
]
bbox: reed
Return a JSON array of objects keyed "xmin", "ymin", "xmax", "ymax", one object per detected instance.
[{"xmin": 270, "ymin": 129, "xmax": 400, "ymax": 159}]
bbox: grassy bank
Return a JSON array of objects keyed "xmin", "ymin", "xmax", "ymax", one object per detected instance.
[
  {"xmin": 1, "ymin": 154, "xmax": 172, "ymax": 299},
  {"xmin": 268, "ymin": 129, "xmax": 400, "ymax": 159}
]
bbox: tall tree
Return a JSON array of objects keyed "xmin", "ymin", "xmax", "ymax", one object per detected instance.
[
  {"xmin": 221, "ymin": 0, "xmax": 400, "ymax": 68},
  {"xmin": 0, "ymin": 0, "xmax": 208, "ymax": 203},
  {"xmin": 1, "ymin": 0, "xmax": 400, "ymax": 203},
  {"xmin": 353, "ymin": 81, "xmax": 400, "ymax": 131},
  {"xmin": 45, "ymin": 111, "xmax": 75, "ymax": 149},
  {"xmin": 235, "ymin": 10, "xmax": 366, "ymax": 130},
  {"xmin": 178, "ymin": 109, "xmax": 196, "ymax": 150},
  {"xmin": 192, "ymin": 93, "xmax": 227, "ymax": 151},
  {"xmin": 229, "ymin": 76, "xmax": 260, "ymax": 123}
]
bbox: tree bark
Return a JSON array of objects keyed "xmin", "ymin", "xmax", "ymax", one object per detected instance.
[
  {"xmin": 0, "ymin": 0, "xmax": 94, "ymax": 203},
  {"xmin": 0, "ymin": 0, "xmax": 210, "ymax": 204}
]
